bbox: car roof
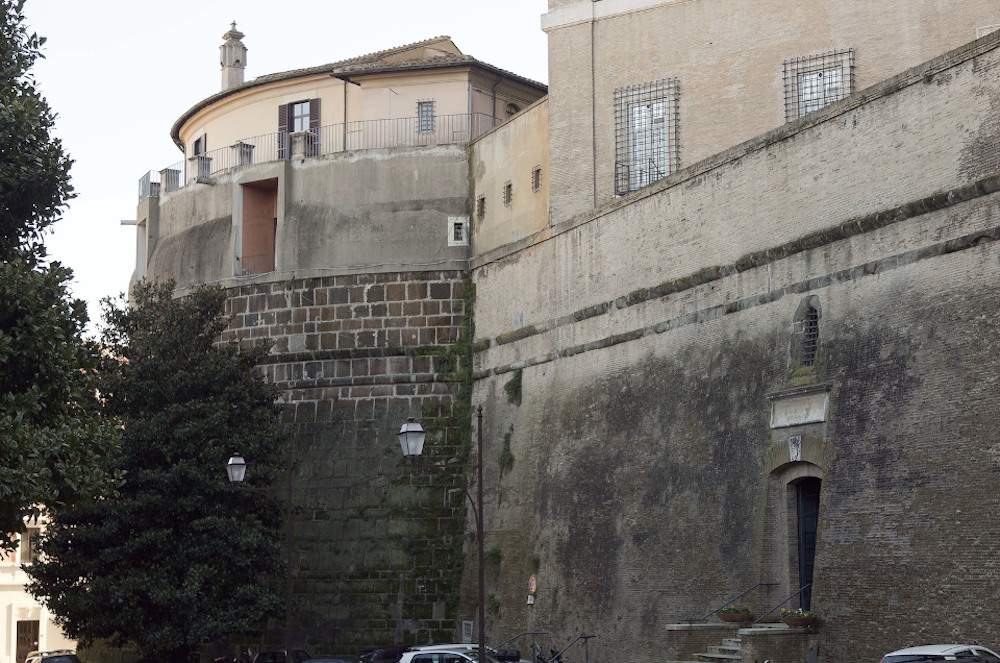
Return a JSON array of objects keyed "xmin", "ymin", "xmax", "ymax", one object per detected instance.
[{"xmin": 886, "ymin": 645, "xmax": 997, "ymax": 656}]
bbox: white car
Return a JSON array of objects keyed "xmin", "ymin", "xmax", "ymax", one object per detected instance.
[
  {"xmin": 881, "ymin": 644, "xmax": 1000, "ymax": 663},
  {"xmin": 399, "ymin": 645, "xmax": 500, "ymax": 663}
]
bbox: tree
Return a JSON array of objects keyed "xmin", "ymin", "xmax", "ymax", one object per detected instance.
[
  {"xmin": 0, "ymin": 0, "xmax": 121, "ymax": 542},
  {"xmin": 27, "ymin": 282, "xmax": 286, "ymax": 663}
]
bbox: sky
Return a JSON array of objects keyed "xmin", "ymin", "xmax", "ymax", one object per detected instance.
[{"xmin": 21, "ymin": 0, "xmax": 550, "ymax": 334}]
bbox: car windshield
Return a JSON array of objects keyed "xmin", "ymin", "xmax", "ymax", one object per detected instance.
[{"xmin": 43, "ymin": 656, "xmax": 81, "ymax": 663}]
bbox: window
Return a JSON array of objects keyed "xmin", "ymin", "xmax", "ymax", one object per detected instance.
[
  {"xmin": 417, "ymin": 101, "xmax": 435, "ymax": 133},
  {"xmin": 291, "ymin": 101, "xmax": 310, "ymax": 133},
  {"xmin": 22, "ymin": 527, "xmax": 39, "ymax": 563},
  {"xmin": 613, "ymin": 78, "xmax": 680, "ymax": 196},
  {"xmin": 448, "ymin": 216, "xmax": 469, "ymax": 247},
  {"xmin": 793, "ymin": 296, "xmax": 822, "ymax": 368},
  {"xmin": 801, "ymin": 306, "xmax": 819, "ymax": 366},
  {"xmin": 476, "ymin": 195, "xmax": 486, "ymax": 221},
  {"xmin": 531, "ymin": 166, "xmax": 542, "ymax": 192},
  {"xmin": 278, "ymin": 99, "xmax": 320, "ymax": 158},
  {"xmin": 503, "ymin": 181, "xmax": 513, "ymax": 207},
  {"xmin": 193, "ymin": 134, "xmax": 206, "ymax": 156},
  {"xmin": 505, "ymin": 102, "xmax": 521, "ymax": 119},
  {"xmin": 783, "ymin": 49, "xmax": 855, "ymax": 121}
]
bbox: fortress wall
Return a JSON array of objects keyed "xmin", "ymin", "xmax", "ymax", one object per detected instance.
[{"xmin": 469, "ymin": 34, "xmax": 1000, "ymax": 663}]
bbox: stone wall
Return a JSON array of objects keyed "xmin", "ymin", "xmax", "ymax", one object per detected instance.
[
  {"xmin": 218, "ymin": 269, "xmax": 471, "ymax": 652},
  {"xmin": 468, "ymin": 33, "xmax": 1000, "ymax": 663}
]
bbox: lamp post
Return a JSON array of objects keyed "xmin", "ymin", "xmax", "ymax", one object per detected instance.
[
  {"xmin": 398, "ymin": 406, "xmax": 485, "ymax": 663},
  {"xmin": 227, "ymin": 452, "xmax": 294, "ymax": 650}
]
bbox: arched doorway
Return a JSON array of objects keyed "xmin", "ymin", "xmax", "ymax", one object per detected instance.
[{"xmin": 793, "ymin": 476, "xmax": 821, "ymax": 610}]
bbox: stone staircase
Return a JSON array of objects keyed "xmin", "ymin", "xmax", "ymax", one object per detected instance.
[{"xmin": 692, "ymin": 637, "xmax": 742, "ymax": 663}]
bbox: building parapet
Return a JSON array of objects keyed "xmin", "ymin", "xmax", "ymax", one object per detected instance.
[{"xmin": 137, "ymin": 112, "xmax": 498, "ymax": 202}]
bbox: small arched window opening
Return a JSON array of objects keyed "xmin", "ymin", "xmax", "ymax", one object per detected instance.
[{"xmin": 802, "ymin": 306, "xmax": 819, "ymax": 366}]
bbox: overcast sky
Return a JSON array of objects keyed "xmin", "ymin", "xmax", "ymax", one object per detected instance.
[{"xmin": 21, "ymin": 0, "xmax": 549, "ymax": 333}]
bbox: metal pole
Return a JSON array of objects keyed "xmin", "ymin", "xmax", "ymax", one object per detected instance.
[
  {"xmin": 285, "ymin": 436, "xmax": 293, "ymax": 650},
  {"xmin": 477, "ymin": 405, "xmax": 485, "ymax": 663}
]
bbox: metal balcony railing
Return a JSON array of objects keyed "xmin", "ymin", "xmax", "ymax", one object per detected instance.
[{"xmin": 136, "ymin": 112, "xmax": 500, "ymax": 202}]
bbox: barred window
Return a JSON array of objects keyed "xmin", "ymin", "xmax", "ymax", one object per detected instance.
[
  {"xmin": 476, "ymin": 195, "xmax": 486, "ymax": 221},
  {"xmin": 783, "ymin": 50, "xmax": 855, "ymax": 122},
  {"xmin": 417, "ymin": 101, "xmax": 435, "ymax": 133},
  {"xmin": 531, "ymin": 166, "xmax": 542, "ymax": 192},
  {"xmin": 614, "ymin": 78, "xmax": 680, "ymax": 196},
  {"xmin": 503, "ymin": 182, "xmax": 513, "ymax": 207},
  {"xmin": 802, "ymin": 306, "xmax": 819, "ymax": 367}
]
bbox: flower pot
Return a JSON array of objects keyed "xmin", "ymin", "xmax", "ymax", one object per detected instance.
[
  {"xmin": 781, "ymin": 615, "xmax": 816, "ymax": 627},
  {"xmin": 718, "ymin": 612, "xmax": 752, "ymax": 623}
]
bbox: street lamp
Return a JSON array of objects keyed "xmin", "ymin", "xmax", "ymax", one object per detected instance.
[
  {"xmin": 227, "ymin": 454, "xmax": 247, "ymax": 483},
  {"xmin": 397, "ymin": 407, "xmax": 486, "ymax": 663}
]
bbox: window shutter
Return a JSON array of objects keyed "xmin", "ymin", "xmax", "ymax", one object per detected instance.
[
  {"xmin": 309, "ymin": 98, "xmax": 320, "ymax": 132},
  {"xmin": 278, "ymin": 104, "xmax": 289, "ymax": 158},
  {"xmin": 278, "ymin": 104, "xmax": 289, "ymax": 133}
]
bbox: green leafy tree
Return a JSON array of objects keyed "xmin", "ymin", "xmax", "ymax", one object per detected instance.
[
  {"xmin": 0, "ymin": 0, "xmax": 121, "ymax": 542},
  {"xmin": 27, "ymin": 282, "xmax": 286, "ymax": 663}
]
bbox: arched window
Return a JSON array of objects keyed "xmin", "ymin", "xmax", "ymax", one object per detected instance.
[
  {"xmin": 793, "ymin": 296, "xmax": 821, "ymax": 368},
  {"xmin": 802, "ymin": 306, "xmax": 819, "ymax": 366}
]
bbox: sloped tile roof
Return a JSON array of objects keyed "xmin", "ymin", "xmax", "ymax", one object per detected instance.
[{"xmin": 170, "ymin": 36, "xmax": 546, "ymax": 148}]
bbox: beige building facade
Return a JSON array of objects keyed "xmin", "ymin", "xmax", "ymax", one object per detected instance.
[
  {"xmin": 542, "ymin": 0, "xmax": 1000, "ymax": 222},
  {"xmin": 0, "ymin": 524, "xmax": 74, "ymax": 663},
  {"xmin": 470, "ymin": 97, "xmax": 550, "ymax": 257}
]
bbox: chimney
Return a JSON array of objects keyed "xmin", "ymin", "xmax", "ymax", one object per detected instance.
[{"xmin": 220, "ymin": 22, "xmax": 247, "ymax": 91}]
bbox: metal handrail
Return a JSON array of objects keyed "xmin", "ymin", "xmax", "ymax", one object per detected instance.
[
  {"xmin": 683, "ymin": 582, "xmax": 779, "ymax": 623},
  {"xmin": 752, "ymin": 583, "xmax": 812, "ymax": 625}
]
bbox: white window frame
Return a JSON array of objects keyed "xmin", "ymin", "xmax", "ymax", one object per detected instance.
[{"xmin": 448, "ymin": 216, "xmax": 469, "ymax": 247}]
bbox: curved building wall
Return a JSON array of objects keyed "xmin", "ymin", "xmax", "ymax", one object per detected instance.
[{"xmin": 146, "ymin": 144, "xmax": 470, "ymax": 289}]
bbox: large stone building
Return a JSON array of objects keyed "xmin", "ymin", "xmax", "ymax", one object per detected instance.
[
  {"xmin": 131, "ymin": 32, "xmax": 545, "ymax": 652},
  {"xmin": 132, "ymin": 3, "xmax": 1000, "ymax": 662}
]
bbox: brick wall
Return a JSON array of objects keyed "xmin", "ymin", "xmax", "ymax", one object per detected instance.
[{"xmin": 219, "ymin": 269, "xmax": 471, "ymax": 652}]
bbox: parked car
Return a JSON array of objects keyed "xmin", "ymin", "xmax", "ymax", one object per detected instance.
[
  {"xmin": 881, "ymin": 644, "xmax": 1000, "ymax": 663},
  {"xmin": 253, "ymin": 650, "xmax": 312, "ymax": 663},
  {"xmin": 24, "ymin": 651, "xmax": 81, "ymax": 663},
  {"xmin": 399, "ymin": 645, "xmax": 501, "ymax": 663}
]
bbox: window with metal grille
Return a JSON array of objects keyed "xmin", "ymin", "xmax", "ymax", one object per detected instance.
[
  {"xmin": 476, "ymin": 195, "xmax": 486, "ymax": 221},
  {"xmin": 417, "ymin": 101, "xmax": 435, "ymax": 133},
  {"xmin": 802, "ymin": 306, "xmax": 819, "ymax": 366},
  {"xmin": 531, "ymin": 166, "xmax": 542, "ymax": 192},
  {"xmin": 614, "ymin": 78, "xmax": 680, "ymax": 196},
  {"xmin": 783, "ymin": 49, "xmax": 855, "ymax": 122},
  {"xmin": 503, "ymin": 181, "xmax": 513, "ymax": 207}
]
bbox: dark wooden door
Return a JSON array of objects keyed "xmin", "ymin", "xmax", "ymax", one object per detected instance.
[{"xmin": 796, "ymin": 477, "xmax": 821, "ymax": 610}]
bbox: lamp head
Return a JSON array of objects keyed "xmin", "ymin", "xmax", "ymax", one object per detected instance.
[
  {"xmin": 397, "ymin": 418, "xmax": 426, "ymax": 460},
  {"xmin": 226, "ymin": 454, "xmax": 247, "ymax": 483}
]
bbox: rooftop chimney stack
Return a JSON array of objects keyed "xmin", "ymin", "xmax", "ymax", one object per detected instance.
[{"xmin": 220, "ymin": 22, "xmax": 247, "ymax": 91}]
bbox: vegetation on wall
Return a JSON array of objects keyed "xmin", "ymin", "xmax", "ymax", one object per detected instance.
[{"xmin": 503, "ymin": 368, "xmax": 523, "ymax": 405}]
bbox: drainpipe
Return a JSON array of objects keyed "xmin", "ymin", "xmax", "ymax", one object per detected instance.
[{"xmin": 490, "ymin": 74, "xmax": 503, "ymax": 128}]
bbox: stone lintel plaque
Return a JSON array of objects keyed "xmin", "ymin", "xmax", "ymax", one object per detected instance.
[{"xmin": 769, "ymin": 390, "xmax": 829, "ymax": 428}]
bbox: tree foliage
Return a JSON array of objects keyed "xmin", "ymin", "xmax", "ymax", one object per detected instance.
[
  {"xmin": 0, "ymin": 0, "xmax": 120, "ymax": 542},
  {"xmin": 0, "ymin": 0, "xmax": 73, "ymax": 258},
  {"xmin": 27, "ymin": 282, "xmax": 286, "ymax": 663}
]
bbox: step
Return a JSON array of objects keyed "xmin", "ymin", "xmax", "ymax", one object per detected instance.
[
  {"xmin": 721, "ymin": 639, "xmax": 742, "ymax": 648},
  {"xmin": 706, "ymin": 644, "xmax": 741, "ymax": 655},
  {"xmin": 693, "ymin": 653, "xmax": 741, "ymax": 662}
]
